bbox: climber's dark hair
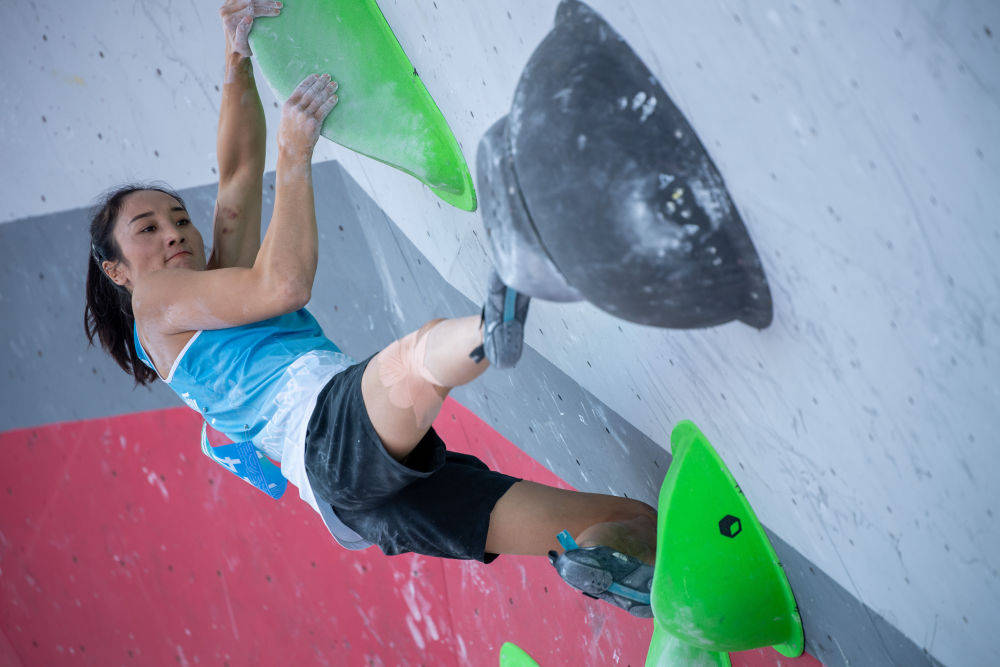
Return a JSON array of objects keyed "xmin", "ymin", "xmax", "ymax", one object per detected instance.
[{"xmin": 83, "ymin": 183, "xmax": 186, "ymax": 387}]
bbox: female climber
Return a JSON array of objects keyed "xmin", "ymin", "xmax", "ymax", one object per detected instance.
[{"xmin": 83, "ymin": 0, "xmax": 656, "ymax": 617}]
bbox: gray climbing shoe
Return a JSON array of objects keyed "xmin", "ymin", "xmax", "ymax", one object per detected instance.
[
  {"xmin": 478, "ymin": 268, "xmax": 531, "ymax": 369},
  {"xmin": 548, "ymin": 530, "xmax": 654, "ymax": 618}
]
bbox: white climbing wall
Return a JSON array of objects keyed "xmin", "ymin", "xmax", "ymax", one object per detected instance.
[{"xmin": 1, "ymin": 1, "xmax": 998, "ymax": 664}]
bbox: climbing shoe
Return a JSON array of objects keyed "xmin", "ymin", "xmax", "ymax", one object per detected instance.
[
  {"xmin": 475, "ymin": 268, "xmax": 531, "ymax": 369},
  {"xmin": 548, "ymin": 530, "xmax": 654, "ymax": 618}
]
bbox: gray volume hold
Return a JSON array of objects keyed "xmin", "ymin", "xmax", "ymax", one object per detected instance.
[{"xmin": 478, "ymin": 0, "xmax": 773, "ymax": 329}]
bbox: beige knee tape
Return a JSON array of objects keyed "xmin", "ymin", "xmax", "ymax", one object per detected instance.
[{"xmin": 376, "ymin": 323, "xmax": 448, "ymax": 414}]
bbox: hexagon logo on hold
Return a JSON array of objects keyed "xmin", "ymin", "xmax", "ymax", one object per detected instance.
[{"xmin": 719, "ymin": 514, "xmax": 742, "ymax": 538}]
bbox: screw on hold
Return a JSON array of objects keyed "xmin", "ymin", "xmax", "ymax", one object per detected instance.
[{"xmin": 719, "ymin": 514, "xmax": 742, "ymax": 538}]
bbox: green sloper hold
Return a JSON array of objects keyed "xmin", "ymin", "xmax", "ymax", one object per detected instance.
[
  {"xmin": 499, "ymin": 642, "xmax": 541, "ymax": 667},
  {"xmin": 249, "ymin": 0, "xmax": 477, "ymax": 211},
  {"xmin": 648, "ymin": 421, "xmax": 804, "ymax": 658}
]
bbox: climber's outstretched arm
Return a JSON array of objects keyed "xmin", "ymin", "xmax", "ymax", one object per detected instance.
[{"xmin": 209, "ymin": 0, "xmax": 281, "ymax": 270}]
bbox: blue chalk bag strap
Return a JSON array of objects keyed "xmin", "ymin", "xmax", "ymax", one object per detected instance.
[{"xmin": 200, "ymin": 421, "xmax": 287, "ymax": 500}]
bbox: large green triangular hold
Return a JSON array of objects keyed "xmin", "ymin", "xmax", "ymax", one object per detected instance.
[
  {"xmin": 646, "ymin": 420, "xmax": 804, "ymax": 663},
  {"xmin": 249, "ymin": 0, "xmax": 477, "ymax": 211}
]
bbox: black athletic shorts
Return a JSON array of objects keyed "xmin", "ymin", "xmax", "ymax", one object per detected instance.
[{"xmin": 303, "ymin": 355, "xmax": 520, "ymax": 563}]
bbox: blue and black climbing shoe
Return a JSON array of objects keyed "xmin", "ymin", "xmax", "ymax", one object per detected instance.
[
  {"xmin": 548, "ymin": 530, "xmax": 654, "ymax": 618},
  {"xmin": 472, "ymin": 268, "xmax": 531, "ymax": 369}
]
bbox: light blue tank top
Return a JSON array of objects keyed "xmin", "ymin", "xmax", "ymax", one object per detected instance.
[{"xmin": 133, "ymin": 308, "xmax": 341, "ymax": 448}]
